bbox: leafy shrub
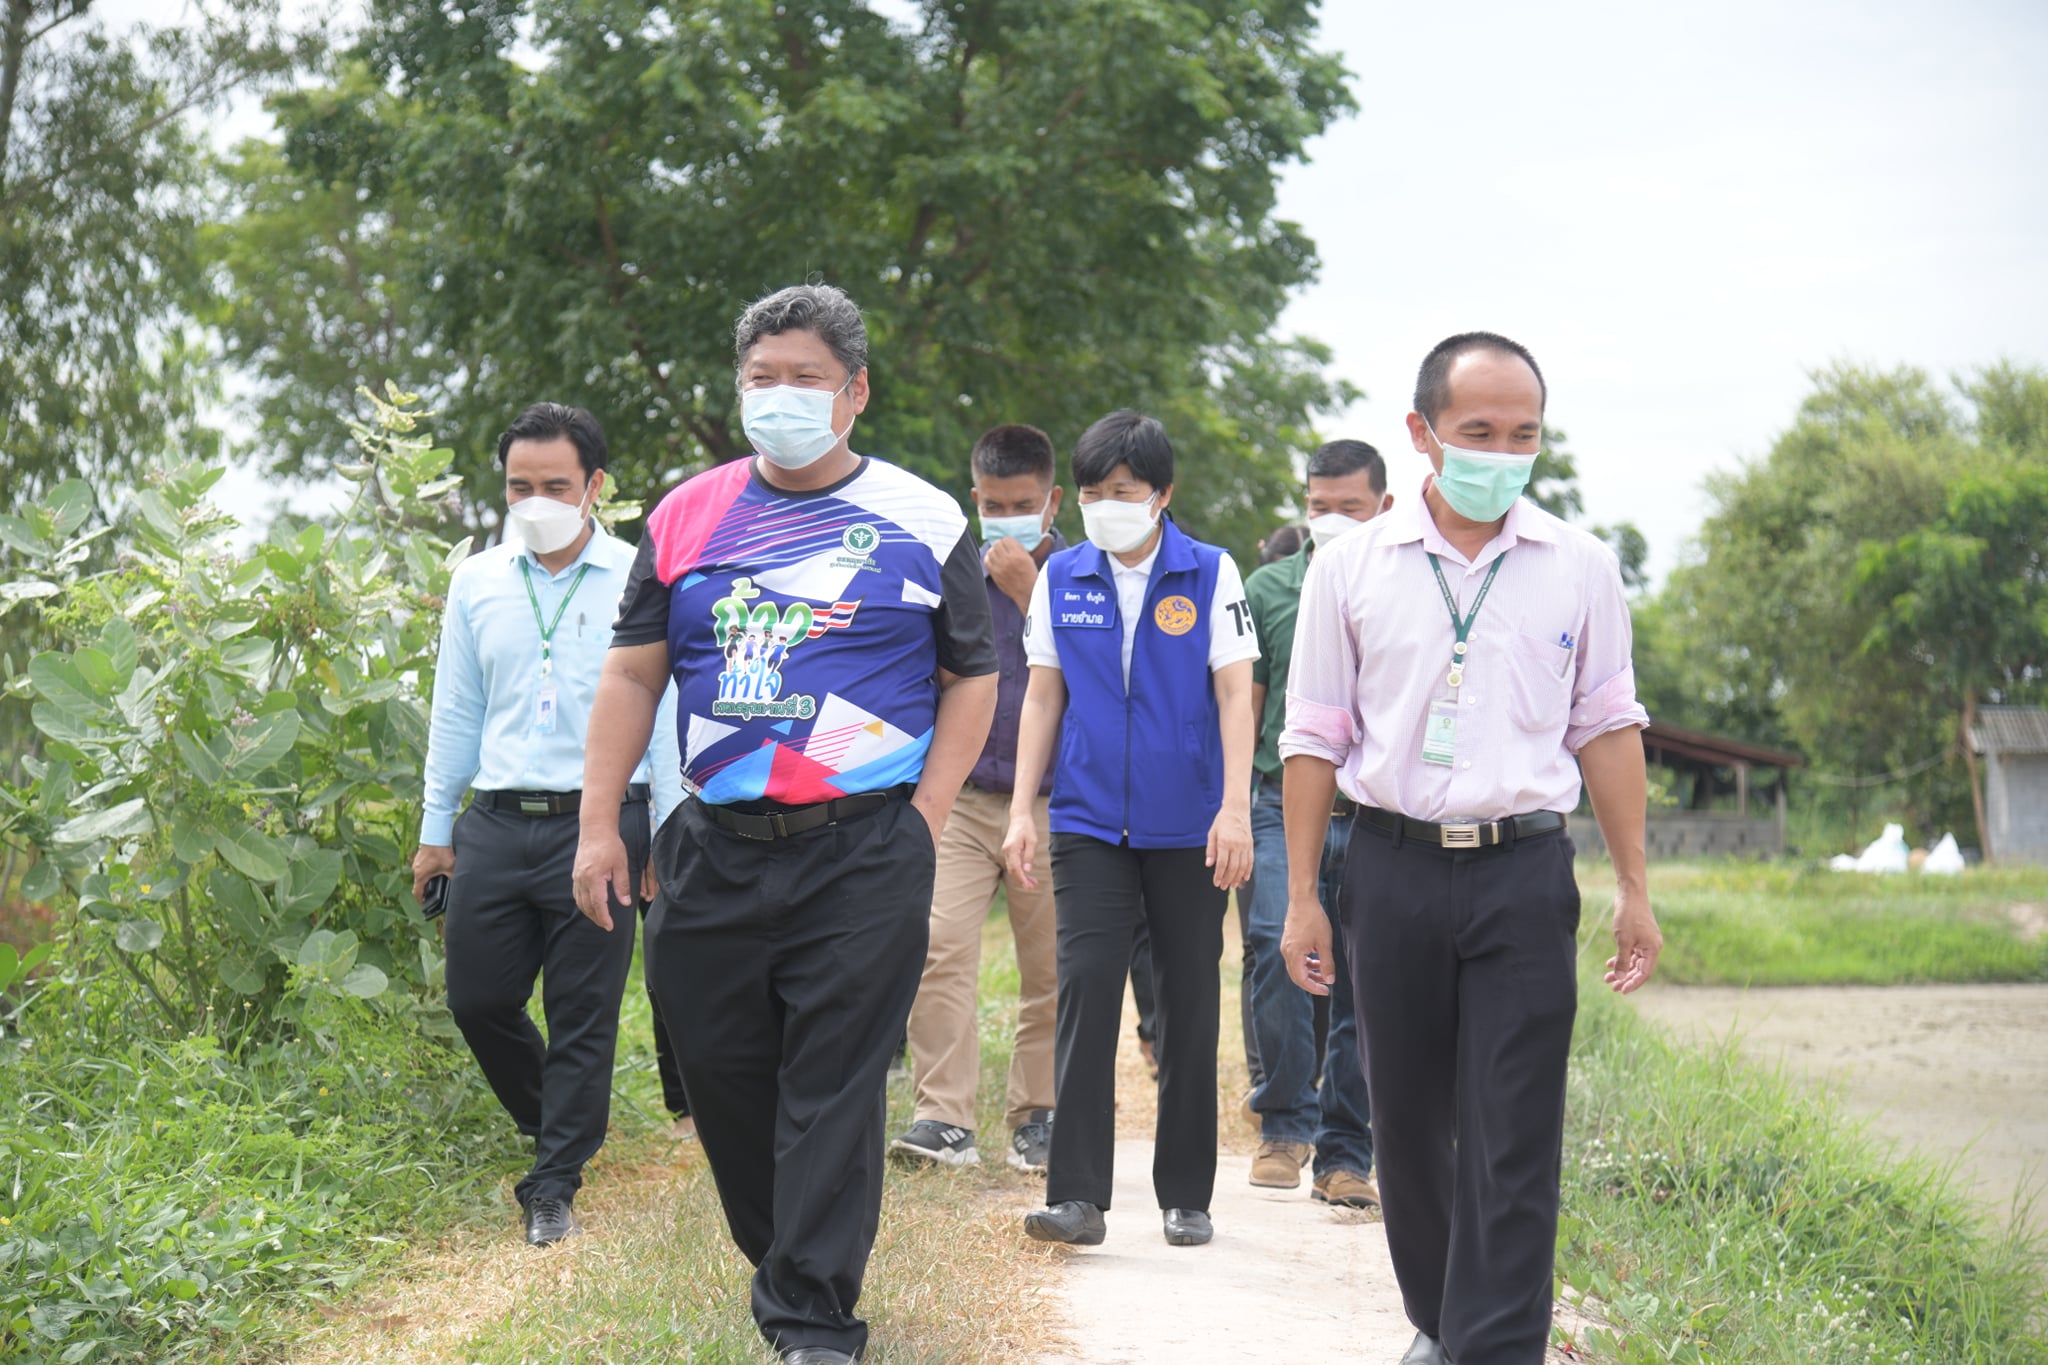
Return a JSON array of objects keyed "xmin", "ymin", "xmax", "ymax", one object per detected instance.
[{"xmin": 0, "ymin": 388, "xmax": 470, "ymax": 1045}]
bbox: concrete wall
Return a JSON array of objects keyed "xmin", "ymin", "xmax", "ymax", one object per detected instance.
[
  {"xmin": 1574, "ymin": 811, "xmax": 1783, "ymax": 860},
  {"xmin": 1985, "ymin": 751, "xmax": 2048, "ymax": 865}
]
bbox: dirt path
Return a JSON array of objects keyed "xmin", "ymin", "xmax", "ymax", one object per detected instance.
[
  {"xmin": 1034, "ymin": 915, "xmax": 1596, "ymax": 1364},
  {"xmin": 1626, "ymin": 983, "xmax": 2048, "ymax": 1234}
]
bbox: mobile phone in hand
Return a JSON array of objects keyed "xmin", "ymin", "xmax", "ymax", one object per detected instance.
[{"xmin": 421, "ymin": 874, "xmax": 450, "ymax": 920}]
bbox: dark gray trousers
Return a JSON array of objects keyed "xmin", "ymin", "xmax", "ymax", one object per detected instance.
[
  {"xmin": 443, "ymin": 797, "xmax": 649, "ymax": 1208},
  {"xmin": 645, "ymin": 794, "xmax": 933, "ymax": 1360},
  {"xmin": 1342, "ymin": 820, "xmax": 1580, "ymax": 1365}
]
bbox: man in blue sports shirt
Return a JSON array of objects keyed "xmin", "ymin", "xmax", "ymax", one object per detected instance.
[{"xmin": 573, "ymin": 284, "xmax": 998, "ymax": 1365}]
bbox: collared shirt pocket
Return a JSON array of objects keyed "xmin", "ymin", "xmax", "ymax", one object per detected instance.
[{"xmin": 1504, "ymin": 628, "xmax": 1574, "ymax": 734}]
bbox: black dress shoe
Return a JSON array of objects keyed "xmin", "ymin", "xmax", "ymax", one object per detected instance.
[
  {"xmin": 1399, "ymin": 1330, "xmax": 1448, "ymax": 1365},
  {"xmin": 523, "ymin": 1195, "xmax": 580, "ymax": 1247},
  {"xmin": 1162, "ymin": 1208, "xmax": 1212, "ymax": 1246},
  {"xmin": 1023, "ymin": 1200, "xmax": 1106, "ymax": 1245},
  {"xmin": 781, "ymin": 1349, "xmax": 857, "ymax": 1364}
]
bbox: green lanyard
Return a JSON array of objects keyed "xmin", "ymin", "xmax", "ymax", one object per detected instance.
[
  {"xmin": 1426, "ymin": 550, "xmax": 1506, "ymax": 690},
  {"xmin": 518, "ymin": 558, "xmax": 592, "ymax": 678}
]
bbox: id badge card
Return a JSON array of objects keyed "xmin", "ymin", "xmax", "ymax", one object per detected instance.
[
  {"xmin": 534, "ymin": 681, "xmax": 558, "ymax": 734},
  {"xmin": 1421, "ymin": 698, "xmax": 1458, "ymax": 767}
]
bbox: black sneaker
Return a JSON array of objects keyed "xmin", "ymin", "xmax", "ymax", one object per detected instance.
[
  {"xmin": 889, "ymin": 1119, "xmax": 979, "ymax": 1167},
  {"xmin": 1008, "ymin": 1108, "xmax": 1053, "ymax": 1171}
]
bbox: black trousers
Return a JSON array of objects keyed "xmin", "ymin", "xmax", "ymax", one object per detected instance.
[
  {"xmin": 635, "ymin": 899, "xmax": 689, "ymax": 1119},
  {"xmin": 646, "ymin": 794, "xmax": 933, "ymax": 1359},
  {"xmin": 1342, "ymin": 819, "xmax": 1580, "ymax": 1365},
  {"xmin": 1046, "ymin": 834, "xmax": 1225, "ymax": 1213},
  {"xmin": 443, "ymin": 796, "xmax": 649, "ymax": 1208}
]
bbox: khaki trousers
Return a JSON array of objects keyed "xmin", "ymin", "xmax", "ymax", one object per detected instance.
[{"xmin": 906, "ymin": 784, "xmax": 1057, "ymax": 1132}]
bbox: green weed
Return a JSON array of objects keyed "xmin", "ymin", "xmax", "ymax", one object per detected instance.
[{"xmin": 1559, "ymin": 983, "xmax": 2048, "ymax": 1364}]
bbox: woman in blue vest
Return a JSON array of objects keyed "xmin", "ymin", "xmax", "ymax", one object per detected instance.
[{"xmin": 1003, "ymin": 409, "xmax": 1258, "ymax": 1248}]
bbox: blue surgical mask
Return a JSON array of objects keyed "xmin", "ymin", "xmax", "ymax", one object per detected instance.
[
  {"xmin": 741, "ymin": 378, "xmax": 853, "ymax": 469},
  {"xmin": 1426, "ymin": 419, "xmax": 1537, "ymax": 522},
  {"xmin": 980, "ymin": 493, "xmax": 1053, "ymax": 552}
]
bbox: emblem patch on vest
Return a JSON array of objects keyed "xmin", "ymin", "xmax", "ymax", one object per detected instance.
[{"xmin": 1153, "ymin": 595, "xmax": 1198, "ymax": 636}]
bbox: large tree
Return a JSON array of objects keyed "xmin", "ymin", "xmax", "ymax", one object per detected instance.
[
  {"xmin": 216, "ymin": 0, "xmax": 1356, "ymax": 557},
  {"xmin": 1638, "ymin": 363, "xmax": 2046, "ymax": 836},
  {"xmin": 0, "ymin": 0, "xmax": 300, "ymax": 509}
]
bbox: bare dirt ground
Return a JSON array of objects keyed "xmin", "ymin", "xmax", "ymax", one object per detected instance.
[{"xmin": 1625, "ymin": 982, "xmax": 2048, "ymax": 1235}]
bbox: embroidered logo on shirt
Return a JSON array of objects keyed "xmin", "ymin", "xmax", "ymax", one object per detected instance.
[
  {"xmin": 710, "ymin": 577, "xmax": 859, "ymax": 721},
  {"xmin": 1153, "ymin": 595, "xmax": 1199, "ymax": 636},
  {"xmin": 831, "ymin": 521, "xmax": 882, "ymax": 573}
]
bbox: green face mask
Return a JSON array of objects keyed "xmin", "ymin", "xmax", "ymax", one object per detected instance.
[{"xmin": 1427, "ymin": 420, "xmax": 1537, "ymax": 522}]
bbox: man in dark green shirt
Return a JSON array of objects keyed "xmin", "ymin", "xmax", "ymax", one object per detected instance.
[{"xmin": 1241, "ymin": 440, "xmax": 1391, "ymax": 1206}]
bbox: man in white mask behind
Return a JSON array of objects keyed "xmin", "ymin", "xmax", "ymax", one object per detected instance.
[{"xmin": 412, "ymin": 401, "xmax": 681, "ymax": 1247}]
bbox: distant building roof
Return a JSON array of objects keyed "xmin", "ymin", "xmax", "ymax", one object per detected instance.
[
  {"xmin": 1971, "ymin": 705, "xmax": 2048, "ymax": 756},
  {"xmin": 1643, "ymin": 721, "xmax": 1804, "ymax": 770}
]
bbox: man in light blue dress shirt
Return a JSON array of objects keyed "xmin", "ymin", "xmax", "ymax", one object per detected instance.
[{"xmin": 411, "ymin": 402, "xmax": 681, "ymax": 1247}]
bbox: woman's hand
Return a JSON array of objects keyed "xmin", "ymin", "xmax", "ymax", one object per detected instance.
[
  {"xmin": 1205, "ymin": 802, "xmax": 1253, "ymax": 890},
  {"xmin": 1002, "ymin": 808, "xmax": 1041, "ymax": 889}
]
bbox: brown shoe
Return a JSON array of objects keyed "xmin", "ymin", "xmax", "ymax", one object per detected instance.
[
  {"xmin": 1248, "ymin": 1140, "xmax": 1312, "ymax": 1188},
  {"xmin": 1311, "ymin": 1168, "xmax": 1380, "ymax": 1208}
]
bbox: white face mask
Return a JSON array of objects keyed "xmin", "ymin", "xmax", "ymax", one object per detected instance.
[
  {"xmin": 506, "ymin": 484, "xmax": 592, "ymax": 554},
  {"xmin": 741, "ymin": 379, "xmax": 853, "ymax": 469},
  {"xmin": 1080, "ymin": 493, "xmax": 1160, "ymax": 554},
  {"xmin": 1307, "ymin": 511, "xmax": 1365, "ymax": 550}
]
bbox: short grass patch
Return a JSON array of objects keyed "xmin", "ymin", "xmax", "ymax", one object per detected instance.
[
  {"xmin": 1558, "ymin": 977, "xmax": 2048, "ymax": 1364},
  {"xmin": 1576, "ymin": 859, "xmax": 2048, "ymax": 986}
]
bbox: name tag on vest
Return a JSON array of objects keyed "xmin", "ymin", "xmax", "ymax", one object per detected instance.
[{"xmin": 1054, "ymin": 587, "xmax": 1113, "ymax": 628}]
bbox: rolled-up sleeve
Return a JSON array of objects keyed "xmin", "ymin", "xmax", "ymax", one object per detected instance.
[
  {"xmin": 1278, "ymin": 552, "xmax": 1359, "ymax": 766},
  {"xmin": 1565, "ymin": 549, "xmax": 1650, "ymax": 752}
]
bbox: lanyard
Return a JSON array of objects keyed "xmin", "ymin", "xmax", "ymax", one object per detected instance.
[
  {"xmin": 518, "ymin": 558, "xmax": 591, "ymax": 677},
  {"xmin": 1426, "ymin": 550, "xmax": 1506, "ymax": 690}
]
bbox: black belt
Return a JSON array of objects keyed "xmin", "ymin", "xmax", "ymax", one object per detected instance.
[
  {"xmin": 706, "ymin": 788, "xmax": 902, "ymax": 841},
  {"xmin": 1357, "ymin": 806, "xmax": 1565, "ymax": 850},
  {"xmin": 477, "ymin": 784, "xmax": 650, "ymax": 817}
]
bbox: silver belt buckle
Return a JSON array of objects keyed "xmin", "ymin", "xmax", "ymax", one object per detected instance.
[
  {"xmin": 1439, "ymin": 821, "xmax": 1483, "ymax": 849},
  {"xmin": 518, "ymin": 796, "xmax": 551, "ymax": 815}
]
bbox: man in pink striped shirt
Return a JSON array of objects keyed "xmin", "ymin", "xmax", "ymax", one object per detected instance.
[{"xmin": 1278, "ymin": 333, "xmax": 1662, "ymax": 1365}]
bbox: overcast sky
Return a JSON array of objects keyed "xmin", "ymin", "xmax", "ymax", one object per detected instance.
[{"xmin": 1275, "ymin": 0, "xmax": 2048, "ymax": 582}]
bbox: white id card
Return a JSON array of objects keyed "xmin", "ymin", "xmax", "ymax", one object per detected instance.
[
  {"xmin": 534, "ymin": 681, "xmax": 558, "ymax": 734},
  {"xmin": 1421, "ymin": 699, "xmax": 1458, "ymax": 766}
]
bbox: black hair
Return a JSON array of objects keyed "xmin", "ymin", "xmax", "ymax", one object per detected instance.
[
  {"xmin": 971, "ymin": 424, "xmax": 1056, "ymax": 481},
  {"xmin": 1071, "ymin": 409, "xmax": 1173, "ymax": 490},
  {"xmin": 1412, "ymin": 332, "xmax": 1547, "ymax": 426},
  {"xmin": 1305, "ymin": 439, "xmax": 1386, "ymax": 492},
  {"xmin": 1261, "ymin": 523, "xmax": 1307, "ymax": 564},
  {"xmin": 496, "ymin": 402, "xmax": 607, "ymax": 477},
  {"xmin": 734, "ymin": 282, "xmax": 868, "ymax": 379}
]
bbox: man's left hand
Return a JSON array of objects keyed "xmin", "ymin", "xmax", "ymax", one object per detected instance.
[
  {"xmin": 1603, "ymin": 888, "xmax": 1662, "ymax": 994},
  {"xmin": 984, "ymin": 538, "xmax": 1039, "ymax": 614}
]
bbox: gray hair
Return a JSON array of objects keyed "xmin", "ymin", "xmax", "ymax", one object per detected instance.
[{"xmin": 733, "ymin": 283, "xmax": 869, "ymax": 380}]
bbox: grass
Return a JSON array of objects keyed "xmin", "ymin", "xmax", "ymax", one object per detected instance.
[
  {"xmin": 1575, "ymin": 859, "xmax": 2048, "ymax": 987},
  {"xmin": 278, "ymin": 912, "xmax": 1063, "ymax": 1365},
  {"xmin": 1557, "ymin": 980, "xmax": 2048, "ymax": 1364},
  {"xmin": 0, "ymin": 984, "xmax": 527, "ymax": 1363}
]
